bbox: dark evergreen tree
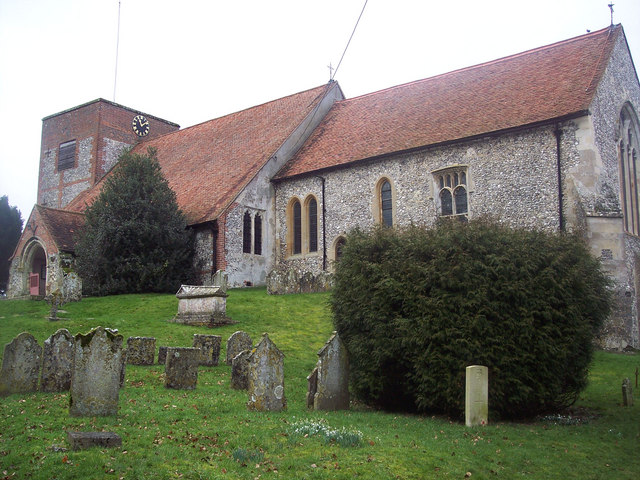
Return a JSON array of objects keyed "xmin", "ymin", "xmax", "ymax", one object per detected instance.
[
  {"xmin": 0, "ymin": 196, "xmax": 23, "ymax": 293},
  {"xmin": 75, "ymin": 148, "xmax": 193, "ymax": 296},
  {"xmin": 331, "ymin": 219, "xmax": 612, "ymax": 419}
]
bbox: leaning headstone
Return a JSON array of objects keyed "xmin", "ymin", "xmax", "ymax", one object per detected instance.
[
  {"xmin": 465, "ymin": 365, "xmax": 489, "ymax": 427},
  {"xmin": 126, "ymin": 337, "xmax": 156, "ymax": 365},
  {"xmin": 193, "ymin": 334, "xmax": 222, "ymax": 366},
  {"xmin": 247, "ymin": 333, "xmax": 286, "ymax": 411},
  {"xmin": 67, "ymin": 431, "xmax": 122, "ymax": 450},
  {"xmin": 40, "ymin": 329, "xmax": 74, "ymax": 392},
  {"xmin": 69, "ymin": 327, "xmax": 123, "ymax": 417},
  {"xmin": 0, "ymin": 332, "xmax": 42, "ymax": 396},
  {"xmin": 165, "ymin": 347, "xmax": 200, "ymax": 390},
  {"xmin": 226, "ymin": 331, "xmax": 252, "ymax": 365},
  {"xmin": 306, "ymin": 367, "xmax": 318, "ymax": 409},
  {"xmin": 309, "ymin": 332, "xmax": 350, "ymax": 410},
  {"xmin": 622, "ymin": 378, "xmax": 633, "ymax": 406},
  {"xmin": 158, "ymin": 346, "xmax": 168, "ymax": 364},
  {"xmin": 231, "ymin": 349, "xmax": 251, "ymax": 390}
]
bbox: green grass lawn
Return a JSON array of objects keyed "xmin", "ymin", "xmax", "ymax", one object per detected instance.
[{"xmin": 0, "ymin": 288, "xmax": 638, "ymax": 479}]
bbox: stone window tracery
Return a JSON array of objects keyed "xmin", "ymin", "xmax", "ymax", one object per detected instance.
[
  {"xmin": 434, "ymin": 166, "xmax": 469, "ymax": 218},
  {"xmin": 619, "ymin": 104, "xmax": 640, "ymax": 236},
  {"xmin": 242, "ymin": 209, "xmax": 263, "ymax": 256},
  {"xmin": 287, "ymin": 195, "xmax": 320, "ymax": 257}
]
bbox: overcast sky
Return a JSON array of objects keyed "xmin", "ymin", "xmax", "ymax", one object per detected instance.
[{"xmin": 1, "ymin": 0, "xmax": 639, "ymax": 221}]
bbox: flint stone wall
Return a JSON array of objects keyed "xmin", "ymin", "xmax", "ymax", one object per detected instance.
[
  {"xmin": 40, "ymin": 329, "xmax": 74, "ymax": 392},
  {"xmin": 70, "ymin": 327, "xmax": 123, "ymax": 417},
  {"xmin": 0, "ymin": 332, "xmax": 43, "ymax": 396}
]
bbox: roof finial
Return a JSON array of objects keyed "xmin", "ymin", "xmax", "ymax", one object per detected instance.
[
  {"xmin": 328, "ymin": 62, "xmax": 335, "ymax": 81},
  {"xmin": 608, "ymin": 2, "xmax": 614, "ymax": 27}
]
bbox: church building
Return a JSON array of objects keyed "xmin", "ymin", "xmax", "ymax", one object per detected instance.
[{"xmin": 7, "ymin": 25, "xmax": 640, "ymax": 349}]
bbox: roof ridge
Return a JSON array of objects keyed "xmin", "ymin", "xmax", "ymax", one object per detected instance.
[
  {"xmin": 340, "ymin": 25, "xmax": 619, "ymax": 104},
  {"xmin": 36, "ymin": 204, "xmax": 85, "ymax": 216}
]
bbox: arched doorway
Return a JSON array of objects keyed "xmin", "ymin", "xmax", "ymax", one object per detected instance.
[{"xmin": 22, "ymin": 240, "xmax": 47, "ymax": 298}]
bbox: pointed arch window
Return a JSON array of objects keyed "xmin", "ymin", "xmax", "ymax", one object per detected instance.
[
  {"xmin": 243, "ymin": 211, "xmax": 252, "ymax": 254},
  {"xmin": 435, "ymin": 167, "xmax": 469, "ymax": 218},
  {"xmin": 293, "ymin": 200, "xmax": 302, "ymax": 255},
  {"xmin": 374, "ymin": 177, "xmax": 395, "ymax": 227},
  {"xmin": 619, "ymin": 104, "xmax": 640, "ymax": 236},
  {"xmin": 254, "ymin": 213, "xmax": 262, "ymax": 255},
  {"xmin": 307, "ymin": 196, "xmax": 318, "ymax": 252}
]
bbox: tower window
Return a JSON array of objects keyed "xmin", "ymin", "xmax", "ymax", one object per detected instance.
[{"xmin": 58, "ymin": 140, "xmax": 76, "ymax": 171}]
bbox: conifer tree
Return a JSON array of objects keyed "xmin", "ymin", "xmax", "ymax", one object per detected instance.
[
  {"xmin": 75, "ymin": 148, "xmax": 193, "ymax": 296},
  {"xmin": 0, "ymin": 196, "xmax": 23, "ymax": 293}
]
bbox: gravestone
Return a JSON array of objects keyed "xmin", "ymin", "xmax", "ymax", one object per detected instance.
[
  {"xmin": 465, "ymin": 365, "xmax": 489, "ymax": 427},
  {"xmin": 231, "ymin": 349, "xmax": 251, "ymax": 390},
  {"xmin": 622, "ymin": 377, "xmax": 633, "ymax": 406},
  {"xmin": 165, "ymin": 347, "xmax": 200, "ymax": 390},
  {"xmin": 247, "ymin": 333, "xmax": 286, "ymax": 411},
  {"xmin": 308, "ymin": 332, "xmax": 350, "ymax": 410},
  {"xmin": 306, "ymin": 367, "xmax": 318, "ymax": 408},
  {"xmin": 0, "ymin": 332, "xmax": 42, "ymax": 396},
  {"xmin": 69, "ymin": 327, "xmax": 124, "ymax": 417},
  {"xmin": 126, "ymin": 337, "xmax": 156, "ymax": 365},
  {"xmin": 226, "ymin": 331, "xmax": 252, "ymax": 365},
  {"xmin": 192, "ymin": 334, "xmax": 221, "ymax": 366},
  {"xmin": 67, "ymin": 431, "xmax": 122, "ymax": 450},
  {"xmin": 40, "ymin": 329, "xmax": 75, "ymax": 392},
  {"xmin": 158, "ymin": 346, "xmax": 168, "ymax": 364}
]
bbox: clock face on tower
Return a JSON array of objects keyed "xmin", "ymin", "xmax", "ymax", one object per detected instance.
[{"xmin": 132, "ymin": 114, "xmax": 150, "ymax": 137}]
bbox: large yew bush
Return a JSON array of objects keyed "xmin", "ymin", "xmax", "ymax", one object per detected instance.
[
  {"xmin": 331, "ymin": 219, "xmax": 612, "ymax": 419},
  {"xmin": 75, "ymin": 148, "xmax": 194, "ymax": 296}
]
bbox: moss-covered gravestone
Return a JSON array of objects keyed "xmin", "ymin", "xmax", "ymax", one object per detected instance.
[
  {"xmin": 165, "ymin": 347, "xmax": 200, "ymax": 390},
  {"xmin": 231, "ymin": 349, "xmax": 251, "ymax": 390},
  {"xmin": 192, "ymin": 334, "xmax": 221, "ymax": 366},
  {"xmin": 126, "ymin": 337, "xmax": 156, "ymax": 365},
  {"xmin": 69, "ymin": 327, "xmax": 123, "ymax": 417},
  {"xmin": 0, "ymin": 332, "xmax": 42, "ymax": 396},
  {"xmin": 247, "ymin": 333, "xmax": 286, "ymax": 411},
  {"xmin": 40, "ymin": 329, "xmax": 74, "ymax": 392},
  {"xmin": 307, "ymin": 332, "xmax": 350, "ymax": 410},
  {"xmin": 226, "ymin": 331, "xmax": 252, "ymax": 365}
]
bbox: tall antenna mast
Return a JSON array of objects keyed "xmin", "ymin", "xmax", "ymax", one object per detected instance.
[{"xmin": 113, "ymin": 0, "xmax": 122, "ymax": 102}]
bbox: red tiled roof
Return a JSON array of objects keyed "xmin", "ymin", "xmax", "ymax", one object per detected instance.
[
  {"xmin": 36, "ymin": 205, "xmax": 85, "ymax": 252},
  {"xmin": 276, "ymin": 26, "xmax": 623, "ymax": 180},
  {"xmin": 67, "ymin": 84, "xmax": 332, "ymax": 224}
]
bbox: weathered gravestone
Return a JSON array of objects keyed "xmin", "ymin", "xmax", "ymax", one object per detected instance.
[
  {"xmin": 69, "ymin": 327, "xmax": 123, "ymax": 417},
  {"xmin": 307, "ymin": 332, "xmax": 350, "ymax": 410},
  {"xmin": 622, "ymin": 377, "xmax": 633, "ymax": 406},
  {"xmin": 67, "ymin": 431, "xmax": 122, "ymax": 451},
  {"xmin": 247, "ymin": 333, "xmax": 286, "ymax": 411},
  {"xmin": 226, "ymin": 331, "xmax": 252, "ymax": 365},
  {"xmin": 158, "ymin": 346, "xmax": 168, "ymax": 364},
  {"xmin": 40, "ymin": 329, "xmax": 74, "ymax": 392},
  {"xmin": 193, "ymin": 334, "xmax": 221, "ymax": 366},
  {"xmin": 0, "ymin": 332, "xmax": 42, "ymax": 396},
  {"xmin": 126, "ymin": 337, "xmax": 156, "ymax": 365},
  {"xmin": 231, "ymin": 349, "xmax": 251, "ymax": 390},
  {"xmin": 465, "ymin": 365, "xmax": 489, "ymax": 427},
  {"xmin": 165, "ymin": 347, "xmax": 200, "ymax": 390}
]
